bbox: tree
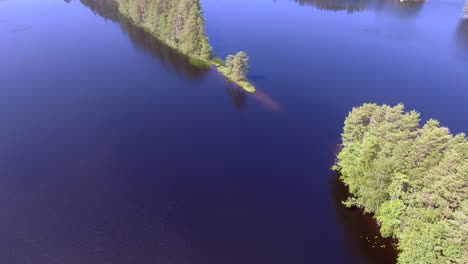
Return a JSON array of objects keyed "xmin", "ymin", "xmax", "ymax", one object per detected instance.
[
  {"xmin": 196, "ymin": 16, "xmax": 211, "ymax": 59},
  {"xmin": 225, "ymin": 51, "xmax": 249, "ymax": 81}
]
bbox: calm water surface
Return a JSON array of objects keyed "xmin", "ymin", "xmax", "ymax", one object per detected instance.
[{"xmin": 1, "ymin": 0, "xmax": 467, "ymax": 263}]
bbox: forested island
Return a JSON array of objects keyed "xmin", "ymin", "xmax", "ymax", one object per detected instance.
[
  {"xmin": 114, "ymin": 0, "xmax": 255, "ymax": 92},
  {"xmin": 334, "ymin": 104, "xmax": 467, "ymax": 264}
]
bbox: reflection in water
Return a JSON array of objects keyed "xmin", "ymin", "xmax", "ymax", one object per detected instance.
[
  {"xmin": 295, "ymin": 0, "xmax": 366, "ymax": 13},
  {"xmin": 80, "ymin": 0, "xmax": 282, "ymax": 111},
  {"xmin": 465, "ymin": 0, "xmax": 468, "ymax": 18},
  {"xmin": 225, "ymin": 86, "xmax": 285, "ymax": 112},
  {"xmin": 456, "ymin": 19, "xmax": 468, "ymax": 56},
  {"xmin": 252, "ymin": 90, "xmax": 284, "ymax": 112},
  {"xmin": 294, "ymin": 0, "xmax": 424, "ymax": 17},
  {"xmin": 225, "ymin": 85, "xmax": 284, "ymax": 112},
  {"xmin": 330, "ymin": 175, "xmax": 398, "ymax": 264},
  {"xmin": 79, "ymin": 0, "xmax": 208, "ymax": 79},
  {"xmin": 226, "ymin": 86, "xmax": 247, "ymax": 110}
]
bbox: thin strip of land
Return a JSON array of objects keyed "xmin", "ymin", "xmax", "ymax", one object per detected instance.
[{"xmin": 115, "ymin": 0, "xmax": 256, "ymax": 93}]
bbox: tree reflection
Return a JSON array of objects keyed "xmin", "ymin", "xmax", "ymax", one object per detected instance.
[
  {"xmin": 375, "ymin": 0, "xmax": 425, "ymax": 18},
  {"xmin": 465, "ymin": 0, "xmax": 468, "ymax": 18},
  {"xmin": 79, "ymin": 0, "xmax": 208, "ymax": 79},
  {"xmin": 293, "ymin": 0, "xmax": 424, "ymax": 17},
  {"xmin": 226, "ymin": 86, "xmax": 247, "ymax": 111},
  {"xmin": 456, "ymin": 19, "xmax": 468, "ymax": 57},
  {"xmin": 295, "ymin": 0, "xmax": 366, "ymax": 13}
]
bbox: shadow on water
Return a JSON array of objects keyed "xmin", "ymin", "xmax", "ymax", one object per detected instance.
[
  {"xmin": 293, "ymin": 0, "xmax": 424, "ymax": 17},
  {"xmin": 329, "ymin": 175, "xmax": 398, "ymax": 264},
  {"xmin": 79, "ymin": 0, "xmax": 209, "ymax": 79}
]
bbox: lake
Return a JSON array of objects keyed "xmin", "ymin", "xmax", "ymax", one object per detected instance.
[{"xmin": 0, "ymin": 0, "xmax": 467, "ymax": 263}]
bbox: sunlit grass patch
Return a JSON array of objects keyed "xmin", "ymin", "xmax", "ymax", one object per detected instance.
[
  {"xmin": 189, "ymin": 57, "xmax": 211, "ymax": 68},
  {"xmin": 211, "ymin": 56, "xmax": 225, "ymax": 66},
  {"xmin": 217, "ymin": 66, "xmax": 255, "ymax": 93}
]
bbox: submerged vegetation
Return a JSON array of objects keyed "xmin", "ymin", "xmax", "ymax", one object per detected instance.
[
  {"xmin": 334, "ymin": 104, "xmax": 467, "ymax": 264},
  {"xmin": 114, "ymin": 0, "xmax": 255, "ymax": 92}
]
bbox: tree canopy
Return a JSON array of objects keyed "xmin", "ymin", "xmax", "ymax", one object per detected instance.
[
  {"xmin": 334, "ymin": 103, "xmax": 467, "ymax": 264},
  {"xmin": 225, "ymin": 51, "xmax": 249, "ymax": 82},
  {"xmin": 116, "ymin": 0, "xmax": 212, "ymax": 59}
]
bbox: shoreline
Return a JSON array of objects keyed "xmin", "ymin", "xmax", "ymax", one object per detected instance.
[{"xmin": 118, "ymin": 10, "xmax": 256, "ymax": 93}]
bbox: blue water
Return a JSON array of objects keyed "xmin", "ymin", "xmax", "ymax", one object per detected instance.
[{"xmin": 0, "ymin": 0, "xmax": 467, "ymax": 263}]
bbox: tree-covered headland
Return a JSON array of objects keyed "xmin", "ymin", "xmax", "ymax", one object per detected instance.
[
  {"xmin": 115, "ymin": 0, "xmax": 255, "ymax": 92},
  {"xmin": 334, "ymin": 104, "xmax": 467, "ymax": 264}
]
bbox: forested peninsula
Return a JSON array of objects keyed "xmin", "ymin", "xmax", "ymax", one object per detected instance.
[
  {"xmin": 334, "ymin": 104, "xmax": 467, "ymax": 264},
  {"xmin": 115, "ymin": 0, "xmax": 255, "ymax": 92}
]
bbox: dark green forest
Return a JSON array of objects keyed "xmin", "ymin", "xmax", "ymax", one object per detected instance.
[
  {"xmin": 334, "ymin": 104, "xmax": 467, "ymax": 264},
  {"xmin": 115, "ymin": 0, "xmax": 212, "ymax": 60},
  {"xmin": 80, "ymin": 0, "xmax": 209, "ymax": 79}
]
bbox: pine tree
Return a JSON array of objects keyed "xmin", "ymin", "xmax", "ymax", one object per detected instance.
[
  {"xmin": 179, "ymin": 4, "xmax": 199, "ymax": 56},
  {"xmin": 146, "ymin": 0, "xmax": 158, "ymax": 31},
  {"xmin": 196, "ymin": 16, "xmax": 211, "ymax": 59},
  {"xmin": 225, "ymin": 51, "xmax": 249, "ymax": 81}
]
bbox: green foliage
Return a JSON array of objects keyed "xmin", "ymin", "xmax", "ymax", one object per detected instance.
[
  {"xmin": 115, "ymin": 0, "xmax": 255, "ymax": 93},
  {"xmin": 225, "ymin": 51, "xmax": 249, "ymax": 82},
  {"xmin": 444, "ymin": 245, "xmax": 463, "ymax": 261},
  {"xmin": 188, "ymin": 57, "xmax": 211, "ymax": 68},
  {"xmin": 376, "ymin": 199, "xmax": 405, "ymax": 237},
  {"xmin": 388, "ymin": 173, "xmax": 409, "ymax": 199},
  {"xmin": 115, "ymin": 0, "xmax": 212, "ymax": 59},
  {"xmin": 398, "ymin": 221, "xmax": 448, "ymax": 264},
  {"xmin": 217, "ymin": 66, "xmax": 255, "ymax": 93},
  {"xmin": 99, "ymin": 0, "xmax": 255, "ymax": 92},
  {"xmin": 217, "ymin": 51, "xmax": 254, "ymax": 93},
  {"xmin": 334, "ymin": 103, "xmax": 468, "ymax": 264},
  {"xmin": 211, "ymin": 56, "xmax": 225, "ymax": 66}
]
